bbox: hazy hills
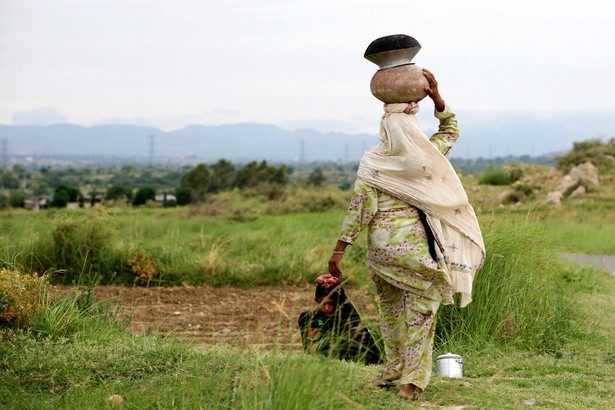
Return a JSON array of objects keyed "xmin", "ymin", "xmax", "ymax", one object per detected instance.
[{"xmin": 1, "ymin": 110, "xmax": 611, "ymax": 163}]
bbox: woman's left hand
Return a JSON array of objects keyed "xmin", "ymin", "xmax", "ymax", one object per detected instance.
[
  {"xmin": 328, "ymin": 254, "xmax": 344, "ymax": 277},
  {"xmin": 423, "ymin": 68, "xmax": 445, "ymax": 112}
]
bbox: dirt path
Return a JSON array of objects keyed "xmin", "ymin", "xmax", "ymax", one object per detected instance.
[
  {"xmin": 87, "ymin": 285, "xmax": 378, "ymax": 349},
  {"xmin": 560, "ymin": 253, "xmax": 615, "ymax": 275},
  {"xmin": 75, "ymin": 254, "xmax": 615, "ymax": 349}
]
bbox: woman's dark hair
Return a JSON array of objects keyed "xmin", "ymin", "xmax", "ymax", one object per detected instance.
[{"xmin": 315, "ymin": 284, "xmax": 347, "ymax": 305}]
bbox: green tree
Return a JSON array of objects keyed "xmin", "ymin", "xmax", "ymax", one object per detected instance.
[
  {"xmin": 8, "ymin": 191, "xmax": 25, "ymax": 208},
  {"xmin": 233, "ymin": 161, "xmax": 288, "ymax": 189},
  {"xmin": 208, "ymin": 159, "xmax": 235, "ymax": 193},
  {"xmin": 307, "ymin": 167, "xmax": 326, "ymax": 186},
  {"xmin": 175, "ymin": 186, "xmax": 192, "ymax": 206},
  {"xmin": 12, "ymin": 164, "xmax": 27, "ymax": 178},
  {"xmin": 180, "ymin": 163, "xmax": 211, "ymax": 202},
  {"xmin": 105, "ymin": 185, "xmax": 133, "ymax": 201},
  {"xmin": 1, "ymin": 171, "xmax": 20, "ymax": 189},
  {"xmin": 32, "ymin": 181, "xmax": 51, "ymax": 196},
  {"xmin": 50, "ymin": 184, "xmax": 81, "ymax": 207},
  {"xmin": 132, "ymin": 186, "xmax": 156, "ymax": 206},
  {"xmin": 51, "ymin": 190, "xmax": 69, "ymax": 208}
]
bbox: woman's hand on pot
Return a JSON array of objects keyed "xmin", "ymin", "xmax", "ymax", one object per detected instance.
[{"xmin": 423, "ymin": 68, "xmax": 445, "ymax": 112}]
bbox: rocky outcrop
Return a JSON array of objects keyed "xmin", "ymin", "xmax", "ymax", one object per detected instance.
[{"xmin": 544, "ymin": 162, "xmax": 598, "ymax": 206}]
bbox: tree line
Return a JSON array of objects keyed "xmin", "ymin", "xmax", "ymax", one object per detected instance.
[{"xmin": 0, "ymin": 160, "xmax": 291, "ymax": 208}]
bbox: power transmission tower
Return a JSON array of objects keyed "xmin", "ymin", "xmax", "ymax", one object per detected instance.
[
  {"xmin": 149, "ymin": 135, "xmax": 155, "ymax": 165},
  {"xmin": 1, "ymin": 139, "xmax": 7, "ymax": 170},
  {"xmin": 344, "ymin": 143, "xmax": 349, "ymax": 163},
  {"xmin": 300, "ymin": 140, "xmax": 305, "ymax": 163}
]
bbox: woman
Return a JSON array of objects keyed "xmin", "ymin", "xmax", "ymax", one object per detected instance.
[{"xmin": 329, "ymin": 69, "xmax": 485, "ymax": 400}]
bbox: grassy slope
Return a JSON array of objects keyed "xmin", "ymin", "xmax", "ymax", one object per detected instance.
[{"xmin": 1, "ymin": 266, "xmax": 613, "ymax": 409}]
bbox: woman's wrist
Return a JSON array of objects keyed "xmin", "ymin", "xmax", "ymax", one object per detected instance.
[
  {"xmin": 333, "ymin": 240, "xmax": 349, "ymax": 255},
  {"xmin": 433, "ymin": 98, "xmax": 445, "ymax": 112}
]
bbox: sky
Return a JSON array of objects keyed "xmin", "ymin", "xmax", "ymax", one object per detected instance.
[{"xmin": 1, "ymin": 0, "xmax": 614, "ymax": 134}]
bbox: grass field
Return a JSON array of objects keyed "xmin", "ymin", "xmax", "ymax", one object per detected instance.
[
  {"xmin": 2, "ymin": 204, "xmax": 614, "ymax": 288},
  {"xmin": 1, "ymin": 263, "xmax": 613, "ymax": 408},
  {"xmin": 1, "ymin": 190, "xmax": 615, "ymax": 408}
]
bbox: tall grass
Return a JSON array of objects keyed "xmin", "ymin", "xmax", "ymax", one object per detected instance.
[
  {"xmin": 0, "ymin": 187, "xmax": 358, "ymax": 286},
  {"xmin": 1, "ymin": 207, "xmax": 367, "ymax": 287},
  {"xmin": 436, "ymin": 211, "xmax": 582, "ymax": 352}
]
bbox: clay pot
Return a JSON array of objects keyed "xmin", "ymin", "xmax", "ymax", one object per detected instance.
[
  {"xmin": 364, "ymin": 34, "xmax": 428, "ymax": 103},
  {"xmin": 370, "ymin": 64, "xmax": 429, "ymax": 103}
]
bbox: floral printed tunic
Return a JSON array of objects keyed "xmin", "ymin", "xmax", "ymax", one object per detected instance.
[{"xmin": 338, "ymin": 106, "xmax": 460, "ymax": 305}]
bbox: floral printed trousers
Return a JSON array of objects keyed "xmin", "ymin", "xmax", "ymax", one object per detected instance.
[{"xmin": 373, "ymin": 274, "xmax": 440, "ymax": 391}]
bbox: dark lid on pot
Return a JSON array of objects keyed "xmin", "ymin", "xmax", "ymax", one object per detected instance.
[{"xmin": 364, "ymin": 34, "xmax": 422, "ymax": 70}]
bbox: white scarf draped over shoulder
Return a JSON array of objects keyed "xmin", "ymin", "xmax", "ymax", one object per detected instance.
[{"xmin": 356, "ymin": 102, "xmax": 485, "ymax": 307}]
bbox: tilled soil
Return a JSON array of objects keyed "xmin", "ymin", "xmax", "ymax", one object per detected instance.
[{"xmin": 84, "ymin": 285, "xmax": 379, "ymax": 349}]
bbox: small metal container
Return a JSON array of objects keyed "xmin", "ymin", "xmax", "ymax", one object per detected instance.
[{"xmin": 435, "ymin": 352, "xmax": 464, "ymax": 378}]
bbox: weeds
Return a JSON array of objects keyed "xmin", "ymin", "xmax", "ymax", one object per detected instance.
[
  {"xmin": 126, "ymin": 249, "xmax": 157, "ymax": 285},
  {"xmin": 0, "ymin": 268, "xmax": 53, "ymax": 327}
]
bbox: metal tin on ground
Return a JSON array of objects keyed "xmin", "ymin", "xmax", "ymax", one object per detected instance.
[{"xmin": 435, "ymin": 352, "xmax": 464, "ymax": 378}]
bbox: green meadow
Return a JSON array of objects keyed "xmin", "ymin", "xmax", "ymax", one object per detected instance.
[{"xmin": 1, "ymin": 190, "xmax": 615, "ymax": 408}]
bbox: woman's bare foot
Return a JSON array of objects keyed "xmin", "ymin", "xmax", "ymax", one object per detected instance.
[{"xmin": 398, "ymin": 383, "xmax": 419, "ymax": 400}]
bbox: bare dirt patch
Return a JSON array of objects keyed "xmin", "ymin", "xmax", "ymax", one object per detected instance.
[{"xmin": 82, "ymin": 285, "xmax": 378, "ymax": 349}]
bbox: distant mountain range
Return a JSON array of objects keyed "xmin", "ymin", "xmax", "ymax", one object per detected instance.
[{"xmin": 1, "ymin": 111, "xmax": 612, "ymax": 163}]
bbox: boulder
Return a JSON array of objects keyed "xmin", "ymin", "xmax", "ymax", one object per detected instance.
[
  {"xmin": 544, "ymin": 190, "xmax": 563, "ymax": 206},
  {"xmin": 544, "ymin": 161, "xmax": 598, "ymax": 205},
  {"xmin": 569, "ymin": 185, "xmax": 586, "ymax": 199}
]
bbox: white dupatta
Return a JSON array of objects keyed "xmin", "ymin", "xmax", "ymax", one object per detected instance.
[{"xmin": 356, "ymin": 103, "xmax": 485, "ymax": 307}]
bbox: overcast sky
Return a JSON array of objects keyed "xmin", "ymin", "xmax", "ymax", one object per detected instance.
[{"xmin": 1, "ymin": 0, "xmax": 614, "ymax": 133}]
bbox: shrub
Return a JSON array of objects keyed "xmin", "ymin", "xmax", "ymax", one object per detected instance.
[
  {"xmin": 508, "ymin": 167, "xmax": 524, "ymax": 183},
  {"xmin": 557, "ymin": 138, "xmax": 615, "ymax": 172},
  {"xmin": 0, "ymin": 269, "xmax": 53, "ymax": 327},
  {"xmin": 49, "ymin": 212, "xmax": 116, "ymax": 282},
  {"xmin": 478, "ymin": 165, "xmax": 511, "ymax": 185},
  {"xmin": 126, "ymin": 249, "xmax": 157, "ymax": 285},
  {"xmin": 503, "ymin": 182, "xmax": 536, "ymax": 204}
]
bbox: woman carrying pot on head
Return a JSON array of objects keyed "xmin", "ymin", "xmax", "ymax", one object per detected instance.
[{"xmin": 329, "ymin": 68, "xmax": 485, "ymax": 400}]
